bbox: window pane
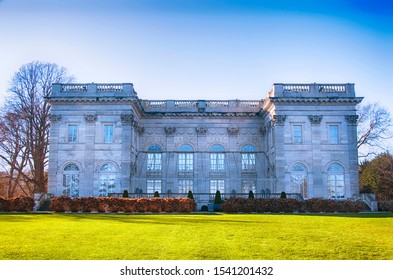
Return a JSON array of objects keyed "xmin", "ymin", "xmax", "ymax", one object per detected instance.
[
  {"xmin": 147, "ymin": 180, "xmax": 162, "ymax": 193},
  {"xmin": 242, "ymin": 153, "xmax": 256, "ymax": 170},
  {"xmin": 293, "ymin": 125, "xmax": 302, "ymax": 143},
  {"xmin": 68, "ymin": 125, "xmax": 77, "ymax": 143},
  {"xmin": 147, "ymin": 153, "xmax": 162, "ymax": 171},
  {"xmin": 179, "ymin": 153, "xmax": 193, "ymax": 171},
  {"xmin": 211, "ymin": 153, "xmax": 225, "ymax": 171},
  {"xmin": 210, "ymin": 179, "xmax": 225, "ymax": 193},
  {"xmin": 104, "ymin": 125, "xmax": 113, "ymax": 143},
  {"xmin": 178, "ymin": 179, "xmax": 193, "ymax": 193},
  {"xmin": 329, "ymin": 125, "xmax": 339, "ymax": 144}
]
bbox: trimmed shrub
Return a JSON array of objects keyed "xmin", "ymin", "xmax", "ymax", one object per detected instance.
[
  {"xmin": 378, "ymin": 201, "xmax": 393, "ymax": 212},
  {"xmin": 187, "ymin": 190, "xmax": 194, "ymax": 201},
  {"xmin": 201, "ymin": 205, "xmax": 208, "ymax": 212},
  {"xmin": 50, "ymin": 196, "xmax": 73, "ymax": 212},
  {"xmin": 154, "ymin": 191, "xmax": 160, "ymax": 198},
  {"xmin": 214, "ymin": 190, "xmax": 222, "ymax": 205},
  {"xmin": 248, "ymin": 190, "xmax": 255, "ymax": 199},
  {"xmin": 0, "ymin": 197, "xmax": 10, "ymax": 212},
  {"xmin": 122, "ymin": 190, "xmax": 129, "ymax": 198},
  {"xmin": 280, "ymin": 191, "xmax": 287, "ymax": 199},
  {"xmin": 8, "ymin": 196, "xmax": 35, "ymax": 212}
]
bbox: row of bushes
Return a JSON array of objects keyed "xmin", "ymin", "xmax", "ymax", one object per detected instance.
[
  {"xmin": 0, "ymin": 196, "xmax": 35, "ymax": 212},
  {"xmin": 49, "ymin": 196, "xmax": 196, "ymax": 213},
  {"xmin": 378, "ymin": 201, "xmax": 393, "ymax": 212},
  {"xmin": 221, "ymin": 198, "xmax": 367, "ymax": 213}
]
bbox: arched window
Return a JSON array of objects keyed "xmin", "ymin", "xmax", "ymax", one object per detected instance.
[
  {"xmin": 241, "ymin": 145, "xmax": 256, "ymax": 171},
  {"xmin": 210, "ymin": 144, "xmax": 225, "ymax": 171},
  {"xmin": 327, "ymin": 163, "xmax": 345, "ymax": 199},
  {"xmin": 178, "ymin": 144, "xmax": 193, "ymax": 172},
  {"xmin": 147, "ymin": 145, "xmax": 162, "ymax": 172},
  {"xmin": 99, "ymin": 163, "xmax": 117, "ymax": 197},
  {"xmin": 290, "ymin": 163, "xmax": 308, "ymax": 198},
  {"xmin": 63, "ymin": 163, "xmax": 80, "ymax": 198}
]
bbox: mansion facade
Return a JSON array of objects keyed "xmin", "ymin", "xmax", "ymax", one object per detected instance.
[{"xmin": 47, "ymin": 82, "xmax": 362, "ymax": 206}]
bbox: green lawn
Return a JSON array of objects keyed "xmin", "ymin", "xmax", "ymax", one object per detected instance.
[{"xmin": 0, "ymin": 213, "xmax": 392, "ymax": 260}]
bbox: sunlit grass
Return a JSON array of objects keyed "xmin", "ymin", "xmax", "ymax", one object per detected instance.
[{"xmin": 0, "ymin": 213, "xmax": 392, "ymax": 260}]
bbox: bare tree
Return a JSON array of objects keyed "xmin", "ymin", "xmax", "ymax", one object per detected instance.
[
  {"xmin": 0, "ymin": 61, "xmax": 74, "ymax": 196},
  {"xmin": 357, "ymin": 102, "xmax": 393, "ymax": 159}
]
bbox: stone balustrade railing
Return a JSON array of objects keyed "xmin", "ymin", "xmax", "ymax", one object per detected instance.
[{"xmin": 270, "ymin": 83, "xmax": 355, "ymax": 97}]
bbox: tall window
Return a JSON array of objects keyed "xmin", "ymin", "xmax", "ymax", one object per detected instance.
[
  {"xmin": 104, "ymin": 125, "xmax": 114, "ymax": 143},
  {"xmin": 147, "ymin": 145, "xmax": 162, "ymax": 172},
  {"xmin": 178, "ymin": 179, "xmax": 194, "ymax": 193},
  {"xmin": 292, "ymin": 125, "xmax": 302, "ymax": 143},
  {"xmin": 327, "ymin": 163, "xmax": 345, "ymax": 198},
  {"xmin": 290, "ymin": 163, "xmax": 308, "ymax": 198},
  {"xmin": 99, "ymin": 163, "xmax": 117, "ymax": 197},
  {"xmin": 241, "ymin": 145, "xmax": 256, "ymax": 171},
  {"xmin": 210, "ymin": 179, "xmax": 225, "ymax": 193},
  {"xmin": 178, "ymin": 144, "xmax": 194, "ymax": 171},
  {"xmin": 210, "ymin": 144, "xmax": 225, "ymax": 171},
  {"xmin": 329, "ymin": 125, "xmax": 339, "ymax": 144},
  {"xmin": 147, "ymin": 179, "xmax": 162, "ymax": 193},
  {"xmin": 68, "ymin": 125, "xmax": 78, "ymax": 143},
  {"xmin": 63, "ymin": 163, "xmax": 80, "ymax": 197}
]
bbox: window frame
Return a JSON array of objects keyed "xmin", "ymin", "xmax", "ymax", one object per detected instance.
[
  {"xmin": 292, "ymin": 124, "xmax": 303, "ymax": 144},
  {"xmin": 104, "ymin": 124, "xmax": 114, "ymax": 144},
  {"xmin": 67, "ymin": 124, "xmax": 78, "ymax": 143}
]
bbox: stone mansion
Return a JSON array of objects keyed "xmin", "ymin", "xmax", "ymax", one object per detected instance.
[{"xmin": 47, "ymin": 82, "xmax": 362, "ymax": 205}]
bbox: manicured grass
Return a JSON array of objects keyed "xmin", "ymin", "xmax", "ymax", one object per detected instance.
[{"xmin": 0, "ymin": 213, "xmax": 392, "ymax": 260}]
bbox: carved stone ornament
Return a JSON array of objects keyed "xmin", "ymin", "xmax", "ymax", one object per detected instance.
[
  {"xmin": 308, "ymin": 115, "xmax": 323, "ymax": 125},
  {"xmin": 273, "ymin": 115, "xmax": 286, "ymax": 125},
  {"xmin": 136, "ymin": 125, "xmax": 145, "ymax": 135},
  {"xmin": 196, "ymin": 127, "xmax": 208, "ymax": 136},
  {"xmin": 227, "ymin": 127, "xmax": 239, "ymax": 136},
  {"xmin": 164, "ymin": 127, "xmax": 176, "ymax": 136},
  {"xmin": 49, "ymin": 114, "xmax": 62, "ymax": 123},
  {"xmin": 345, "ymin": 115, "xmax": 358, "ymax": 125},
  {"xmin": 84, "ymin": 114, "xmax": 97, "ymax": 123},
  {"xmin": 121, "ymin": 114, "xmax": 134, "ymax": 124}
]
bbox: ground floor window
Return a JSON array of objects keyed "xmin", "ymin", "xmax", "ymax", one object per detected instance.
[
  {"xmin": 290, "ymin": 163, "xmax": 308, "ymax": 198},
  {"xmin": 178, "ymin": 179, "xmax": 193, "ymax": 193},
  {"xmin": 98, "ymin": 163, "xmax": 117, "ymax": 197},
  {"xmin": 241, "ymin": 179, "xmax": 256, "ymax": 193},
  {"xmin": 210, "ymin": 179, "xmax": 225, "ymax": 194},
  {"xmin": 63, "ymin": 163, "xmax": 80, "ymax": 198},
  {"xmin": 327, "ymin": 163, "xmax": 345, "ymax": 198},
  {"xmin": 147, "ymin": 179, "xmax": 162, "ymax": 194}
]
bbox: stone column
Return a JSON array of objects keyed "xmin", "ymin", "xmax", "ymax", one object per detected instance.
[
  {"xmin": 309, "ymin": 115, "xmax": 323, "ymax": 198},
  {"xmin": 48, "ymin": 114, "xmax": 62, "ymax": 196},
  {"xmin": 120, "ymin": 114, "xmax": 133, "ymax": 193},
  {"xmin": 346, "ymin": 115, "xmax": 360, "ymax": 197},
  {"xmin": 84, "ymin": 114, "xmax": 97, "ymax": 197},
  {"xmin": 272, "ymin": 115, "xmax": 286, "ymax": 193}
]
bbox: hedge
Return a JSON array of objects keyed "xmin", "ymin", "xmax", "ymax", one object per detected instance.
[
  {"xmin": 49, "ymin": 196, "xmax": 196, "ymax": 213},
  {"xmin": 378, "ymin": 201, "xmax": 393, "ymax": 212},
  {"xmin": 222, "ymin": 197, "xmax": 366, "ymax": 213},
  {"xmin": 0, "ymin": 196, "xmax": 35, "ymax": 212}
]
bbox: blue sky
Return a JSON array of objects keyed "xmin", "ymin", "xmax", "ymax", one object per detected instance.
[{"xmin": 0, "ymin": 0, "xmax": 392, "ymax": 107}]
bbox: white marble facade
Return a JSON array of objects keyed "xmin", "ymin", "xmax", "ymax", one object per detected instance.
[{"xmin": 47, "ymin": 83, "xmax": 362, "ymax": 204}]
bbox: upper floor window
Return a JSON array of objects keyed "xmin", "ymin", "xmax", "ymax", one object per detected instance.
[
  {"xmin": 68, "ymin": 125, "xmax": 78, "ymax": 143},
  {"xmin": 292, "ymin": 125, "xmax": 302, "ymax": 143},
  {"xmin": 178, "ymin": 144, "xmax": 193, "ymax": 171},
  {"xmin": 241, "ymin": 145, "xmax": 256, "ymax": 171},
  {"xmin": 210, "ymin": 144, "xmax": 225, "ymax": 171},
  {"xmin": 104, "ymin": 125, "xmax": 114, "ymax": 143},
  {"xmin": 147, "ymin": 145, "xmax": 162, "ymax": 171},
  {"xmin": 329, "ymin": 125, "xmax": 339, "ymax": 144}
]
